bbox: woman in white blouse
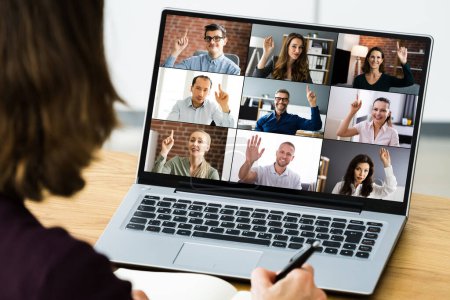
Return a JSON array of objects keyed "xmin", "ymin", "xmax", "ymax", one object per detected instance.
[
  {"xmin": 332, "ymin": 148, "xmax": 397, "ymax": 199},
  {"xmin": 336, "ymin": 95, "xmax": 399, "ymax": 146}
]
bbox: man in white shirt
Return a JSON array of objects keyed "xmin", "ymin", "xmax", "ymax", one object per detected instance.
[
  {"xmin": 167, "ymin": 75, "xmax": 234, "ymax": 127},
  {"xmin": 238, "ymin": 135, "xmax": 302, "ymax": 190}
]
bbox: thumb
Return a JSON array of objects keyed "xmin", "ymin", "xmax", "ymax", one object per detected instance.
[{"xmin": 306, "ymin": 84, "xmax": 310, "ymax": 94}]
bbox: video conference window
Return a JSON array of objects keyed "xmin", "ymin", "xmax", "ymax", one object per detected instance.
[
  {"xmin": 246, "ymin": 24, "xmax": 338, "ymax": 85},
  {"xmin": 324, "ymin": 86, "xmax": 417, "ymax": 148},
  {"xmin": 331, "ymin": 34, "xmax": 428, "ymax": 95},
  {"xmin": 143, "ymin": 12, "xmax": 430, "ymax": 204}
]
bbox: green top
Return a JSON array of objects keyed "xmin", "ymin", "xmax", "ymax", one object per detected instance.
[{"xmin": 152, "ymin": 155, "xmax": 219, "ymax": 180}]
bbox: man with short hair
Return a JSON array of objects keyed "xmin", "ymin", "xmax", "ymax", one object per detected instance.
[
  {"xmin": 162, "ymin": 24, "xmax": 240, "ymax": 75},
  {"xmin": 167, "ymin": 75, "xmax": 234, "ymax": 127},
  {"xmin": 255, "ymin": 85, "xmax": 322, "ymax": 135},
  {"xmin": 238, "ymin": 135, "xmax": 302, "ymax": 190}
]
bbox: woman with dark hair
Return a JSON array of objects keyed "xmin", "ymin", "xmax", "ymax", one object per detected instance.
[
  {"xmin": 253, "ymin": 33, "xmax": 312, "ymax": 83},
  {"xmin": 152, "ymin": 130, "xmax": 219, "ymax": 179},
  {"xmin": 332, "ymin": 148, "xmax": 397, "ymax": 198},
  {"xmin": 336, "ymin": 93, "xmax": 400, "ymax": 146},
  {"xmin": 352, "ymin": 43, "xmax": 414, "ymax": 91},
  {"xmin": 0, "ymin": 1, "xmax": 325, "ymax": 299}
]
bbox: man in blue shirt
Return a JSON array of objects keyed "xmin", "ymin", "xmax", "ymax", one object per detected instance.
[
  {"xmin": 162, "ymin": 24, "xmax": 240, "ymax": 75},
  {"xmin": 167, "ymin": 75, "xmax": 234, "ymax": 127},
  {"xmin": 255, "ymin": 85, "xmax": 322, "ymax": 135}
]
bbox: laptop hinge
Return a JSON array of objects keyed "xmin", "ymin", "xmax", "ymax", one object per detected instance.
[{"xmin": 175, "ymin": 183, "xmax": 363, "ymax": 214}]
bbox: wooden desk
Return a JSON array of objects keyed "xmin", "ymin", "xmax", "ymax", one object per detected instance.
[{"xmin": 26, "ymin": 151, "xmax": 450, "ymax": 299}]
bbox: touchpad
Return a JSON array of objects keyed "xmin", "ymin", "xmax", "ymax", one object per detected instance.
[{"xmin": 174, "ymin": 242, "xmax": 262, "ymax": 273}]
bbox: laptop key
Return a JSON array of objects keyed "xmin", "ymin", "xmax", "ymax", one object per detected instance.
[
  {"xmin": 315, "ymin": 247, "xmax": 324, "ymax": 253},
  {"xmin": 347, "ymin": 224, "xmax": 366, "ymax": 231},
  {"xmin": 359, "ymin": 245, "xmax": 372, "ymax": 252},
  {"xmin": 283, "ymin": 216, "xmax": 298, "ymax": 223},
  {"xmin": 178, "ymin": 199, "xmax": 191, "ymax": 204},
  {"xmin": 268, "ymin": 214, "xmax": 282, "ymax": 221},
  {"xmin": 272, "ymin": 241, "xmax": 287, "ymax": 248},
  {"xmin": 204, "ymin": 220, "xmax": 219, "ymax": 227},
  {"xmin": 138, "ymin": 205, "xmax": 156, "ymax": 212},
  {"xmin": 236, "ymin": 217, "xmax": 250, "ymax": 223},
  {"xmin": 134, "ymin": 211, "xmax": 155, "ymax": 219},
  {"xmin": 252, "ymin": 212, "xmax": 266, "ymax": 219},
  {"xmin": 333, "ymin": 218, "xmax": 347, "ymax": 223},
  {"xmin": 189, "ymin": 218, "xmax": 203, "ymax": 225},
  {"xmin": 193, "ymin": 225, "xmax": 208, "ymax": 232},
  {"xmin": 290, "ymin": 237, "xmax": 305, "ymax": 243},
  {"xmin": 367, "ymin": 226, "xmax": 381, "ymax": 233},
  {"xmin": 258, "ymin": 233, "xmax": 272, "ymax": 239},
  {"xmin": 220, "ymin": 215, "xmax": 235, "ymax": 222},
  {"xmin": 178, "ymin": 223, "xmax": 193, "ymax": 230},
  {"xmin": 315, "ymin": 226, "xmax": 328, "ymax": 233},
  {"xmin": 237, "ymin": 223, "xmax": 251, "ymax": 230},
  {"xmin": 224, "ymin": 205, "xmax": 238, "ymax": 210},
  {"xmin": 325, "ymin": 248, "xmax": 338, "ymax": 255},
  {"xmin": 173, "ymin": 209, "xmax": 187, "ymax": 216},
  {"xmin": 193, "ymin": 231, "xmax": 270, "ymax": 246},
  {"xmin": 315, "ymin": 220, "xmax": 330, "ymax": 227},
  {"xmin": 148, "ymin": 220, "xmax": 161, "ymax": 226},
  {"xmin": 255, "ymin": 209, "xmax": 269, "ymax": 213},
  {"xmin": 365, "ymin": 233, "xmax": 378, "ymax": 239},
  {"xmin": 162, "ymin": 221, "xmax": 176, "ymax": 228},
  {"xmin": 145, "ymin": 226, "xmax": 160, "ymax": 232},
  {"xmin": 331, "ymin": 235, "xmax": 344, "ymax": 242},
  {"xmin": 157, "ymin": 214, "xmax": 171, "ymax": 221},
  {"xmin": 205, "ymin": 213, "xmax": 219, "ymax": 220},
  {"xmin": 157, "ymin": 207, "xmax": 171, "ymax": 214},
  {"xmin": 226, "ymin": 229, "xmax": 240, "ymax": 236},
  {"xmin": 252, "ymin": 226, "xmax": 267, "ymax": 232},
  {"xmin": 274, "ymin": 235, "xmax": 288, "ymax": 241},
  {"xmin": 350, "ymin": 220, "xmax": 364, "ymax": 225},
  {"xmin": 284, "ymin": 223, "xmax": 298, "ymax": 229},
  {"xmin": 316, "ymin": 233, "xmax": 329, "ymax": 240},
  {"xmin": 330, "ymin": 228, "xmax": 344, "ymax": 235},
  {"xmin": 126, "ymin": 223, "xmax": 145, "ymax": 230},
  {"xmin": 268, "ymin": 227, "xmax": 283, "ymax": 234},
  {"xmin": 163, "ymin": 197, "xmax": 176, "ymax": 202},
  {"xmin": 162, "ymin": 228, "xmax": 175, "ymax": 234},
  {"xmin": 344, "ymin": 231, "xmax": 363, "ymax": 243},
  {"xmin": 144, "ymin": 195, "xmax": 160, "ymax": 200},
  {"xmin": 288, "ymin": 243, "xmax": 303, "ymax": 250},
  {"xmin": 300, "ymin": 225, "xmax": 314, "ymax": 231},
  {"xmin": 220, "ymin": 208, "xmax": 235, "ymax": 215},
  {"xmin": 220, "ymin": 222, "xmax": 235, "ymax": 228},
  {"xmin": 204, "ymin": 207, "xmax": 219, "ymax": 213},
  {"xmin": 207, "ymin": 203, "xmax": 221, "ymax": 208},
  {"xmin": 236, "ymin": 211, "xmax": 251, "ymax": 217},
  {"xmin": 172, "ymin": 203, "xmax": 187, "ymax": 209},
  {"xmin": 317, "ymin": 216, "xmax": 331, "ymax": 221},
  {"xmin": 284, "ymin": 229, "xmax": 299, "ymax": 236},
  {"xmin": 340, "ymin": 250, "xmax": 354, "ymax": 256},
  {"xmin": 331, "ymin": 222, "xmax": 346, "ymax": 229},
  {"xmin": 356, "ymin": 252, "xmax": 370, "ymax": 258},
  {"xmin": 301, "ymin": 231, "xmax": 315, "ymax": 238},
  {"xmin": 299, "ymin": 218, "xmax": 314, "ymax": 225},
  {"xmin": 240, "ymin": 207, "xmax": 253, "ymax": 211},
  {"xmin": 322, "ymin": 241, "xmax": 341, "ymax": 248},
  {"xmin": 286, "ymin": 212, "xmax": 301, "ymax": 217},
  {"xmin": 210, "ymin": 227, "xmax": 224, "ymax": 234},
  {"xmin": 193, "ymin": 201, "xmax": 207, "ymax": 206},
  {"xmin": 367, "ymin": 222, "xmax": 383, "ymax": 227},
  {"xmin": 173, "ymin": 216, "xmax": 187, "ymax": 223},
  {"xmin": 343, "ymin": 243, "xmax": 357, "ymax": 250},
  {"xmin": 361, "ymin": 239, "xmax": 376, "ymax": 246},
  {"xmin": 302, "ymin": 214, "xmax": 316, "ymax": 219},
  {"xmin": 188, "ymin": 211, "xmax": 203, "ymax": 218},
  {"xmin": 242, "ymin": 231, "xmax": 257, "ymax": 237},
  {"xmin": 189, "ymin": 205, "xmax": 203, "ymax": 212},
  {"xmin": 268, "ymin": 221, "xmax": 282, "ymax": 227},
  {"xmin": 176, "ymin": 229, "xmax": 191, "ymax": 236},
  {"xmin": 252, "ymin": 219, "xmax": 266, "ymax": 225},
  {"xmin": 157, "ymin": 201, "xmax": 172, "ymax": 207},
  {"xmin": 141, "ymin": 199, "xmax": 156, "ymax": 206}
]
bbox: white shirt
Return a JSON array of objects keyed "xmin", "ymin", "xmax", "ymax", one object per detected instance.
[
  {"xmin": 252, "ymin": 164, "xmax": 302, "ymax": 190},
  {"xmin": 332, "ymin": 166, "xmax": 397, "ymax": 199},
  {"xmin": 354, "ymin": 120, "xmax": 399, "ymax": 146},
  {"xmin": 167, "ymin": 97, "xmax": 234, "ymax": 127}
]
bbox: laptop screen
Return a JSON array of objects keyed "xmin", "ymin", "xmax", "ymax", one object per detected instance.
[{"xmin": 137, "ymin": 9, "xmax": 432, "ymax": 215}]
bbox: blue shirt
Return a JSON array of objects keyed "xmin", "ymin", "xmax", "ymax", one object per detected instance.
[
  {"xmin": 255, "ymin": 107, "xmax": 322, "ymax": 135},
  {"xmin": 167, "ymin": 97, "xmax": 234, "ymax": 127},
  {"xmin": 162, "ymin": 53, "xmax": 240, "ymax": 75}
]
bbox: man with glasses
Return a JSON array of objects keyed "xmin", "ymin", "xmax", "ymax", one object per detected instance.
[
  {"xmin": 255, "ymin": 86, "xmax": 322, "ymax": 135},
  {"xmin": 162, "ymin": 24, "xmax": 240, "ymax": 75}
]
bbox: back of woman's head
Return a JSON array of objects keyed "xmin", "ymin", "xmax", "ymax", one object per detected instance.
[
  {"xmin": 0, "ymin": 0, "xmax": 121, "ymax": 201},
  {"xmin": 273, "ymin": 33, "xmax": 309, "ymax": 82},
  {"xmin": 340, "ymin": 154, "xmax": 374, "ymax": 197}
]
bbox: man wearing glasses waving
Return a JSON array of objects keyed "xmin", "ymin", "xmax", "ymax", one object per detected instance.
[
  {"xmin": 162, "ymin": 24, "xmax": 241, "ymax": 75},
  {"xmin": 255, "ymin": 85, "xmax": 322, "ymax": 135}
]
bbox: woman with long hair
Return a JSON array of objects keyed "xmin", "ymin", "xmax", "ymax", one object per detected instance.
[
  {"xmin": 352, "ymin": 44, "xmax": 414, "ymax": 92},
  {"xmin": 152, "ymin": 130, "xmax": 219, "ymax": 179},
  {"xmin": 253, "ymin": 33, "xmax": 312, "ymax": 83},
  {"xmin": 336, "ymin": 94, "xmax": 400, "ymax": 146},
  {"xmin": 332, "ymin": 148, "xmax": 397, "ymax": 198}
]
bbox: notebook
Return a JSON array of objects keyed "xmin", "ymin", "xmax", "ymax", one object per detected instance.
[{"xmin": 95, "ymin": 8, "xmax": 433, "ymax": 295}]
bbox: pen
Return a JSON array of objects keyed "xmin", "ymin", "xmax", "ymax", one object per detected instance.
[{"xmin": 275, "ymin": 241, "xmax": 321, "ymax": 282}]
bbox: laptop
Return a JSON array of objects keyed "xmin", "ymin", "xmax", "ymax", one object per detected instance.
[{"xmin": 95, "ymin": 8, "xmax": 433, "ymax": 295}]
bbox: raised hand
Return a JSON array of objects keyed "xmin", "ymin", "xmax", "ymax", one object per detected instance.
[
  {"xmin": 160, "ymin": 130, "xmax": 175, "ymax": 157},
  {"xmin": 215, "ymin": 84, "xmax": 230, "ymax": 113},
  {"xmin": 379, "ymin": 147, "xmax": 391, "ymax": 168},
  {"xmin": 172, "ymin": 30, "xmax": 189, "ymax": 57},
  {"xmin": 306, "ymin": 85, "xmax": 317, "ymax": 107},
  {"xmin": 263, "ymin": 36, "xmax": 275, "ymax": 54},
  {"xmin": 350, "ymin": 91, "xmax": 362, "ymax": 115},
  {"xmin": 396, "ymin": 41, "xmax": 408, "ymax": 65},
  {"xmin": 246, "ymin": 135, "xmax": 265, "ymax": 164}
]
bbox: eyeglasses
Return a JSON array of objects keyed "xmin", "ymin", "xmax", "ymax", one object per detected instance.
[
  {"xmin": 274, "ymin": 96, "xmax": 289, "ymax": 102},
  {"xmin": 204, "ymin": 36, "xmax": 224, "ymax": 42}
]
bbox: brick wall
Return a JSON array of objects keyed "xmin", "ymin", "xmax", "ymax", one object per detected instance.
[
  {"xmin": 159, "ymin": 15, "xmax": 252, "ymax": 73},
  {"xmin": 150, "ymin": 119, "xmax": 229, "ymax": 176},
  {"xmin": 359, "ymin": 37, "xmax": 427, "ymax": 85}
]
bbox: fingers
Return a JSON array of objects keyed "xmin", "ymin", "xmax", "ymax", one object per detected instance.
[
  {"xmin": 183, "ymin": 29, "xmax": 188, "ymax": 39},
  {"xmin": 356, "ymin": 90, "xmax": 360, "ymax": 101},
  {"xmin": 397, "ymin": 41, "xmax": 400, "ymax": 50},
  {"xmin": 131, "ymin": 290, "xmax": 149, "ymax": 300},
  {"xmin": 251, "ymin": 267, "xmax": 275, "ymax": 290},
  {"xmin": 306, "ymin": 84, "xmax": 310, "ymax": 94},
  {"xmin": 218, "ymin": 83, "xmax": 223, "ymax": 93},
  {"xmin": 170, "ymin": 129, "xmax": 174, "ymax": 138}
]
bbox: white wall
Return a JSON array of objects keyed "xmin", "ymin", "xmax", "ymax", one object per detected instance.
[{"xmin": 105, "ymin": 0, "xmax": 449, "ymax": 122}]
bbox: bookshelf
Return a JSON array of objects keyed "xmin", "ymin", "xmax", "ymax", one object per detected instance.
[{"xmin": 305, "ymin": 37, "xmax": 334, "ymax": 85}]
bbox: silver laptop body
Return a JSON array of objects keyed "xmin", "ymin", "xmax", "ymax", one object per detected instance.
[{"xmin": 95, "ymin": 9, "xmax": 433, "ymax": 295}]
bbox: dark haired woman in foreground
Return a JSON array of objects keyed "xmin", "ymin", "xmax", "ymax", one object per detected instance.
[{"xmin": 0, "ymin": 1, "xmax": 325, "ymax": 299}]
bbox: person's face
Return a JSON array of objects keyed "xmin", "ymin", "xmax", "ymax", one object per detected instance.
[
  {"xmin": 287, "ymin": 38, "xmax": 304, "ymax": 61},
  {"xmin": 371, "ymin": 100, "xmax": 390, "ymax": 126},
  {"xmin": 275, "ymin": 144, "xmax": 295, "ymax": 168},
  {"xmin": 354, "ymin": 162, "xmax": 370, "ymax": 185},
  {"xmin": 204, "ymin": 29, "xmax": 227, "ymax": 58},
  {"xmin": 190, "ymin": 78, "xmax": 211, "ymax": 108},
  {"xmin": 368, "ymin": 50, "xmax": 384, "ymax": 71},
  {"xmin": 274, "ymin": 92, "xmax": 289, "ymax": 114},
  {"xmin": 188, "ymin": 131, "xmax": 210, "ymax": 158}
]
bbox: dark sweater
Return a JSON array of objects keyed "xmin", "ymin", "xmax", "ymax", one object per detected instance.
[
  {"xmin": 352, "ymin": 63, "xmax": 414, "ymax": 92},
  {"xmin": 253, "ymin": 56, "xmax": 313, "ymax": 83},
  {"xmin": 0, "ymin": 193, "xmax": 132, "ymax": 300}
]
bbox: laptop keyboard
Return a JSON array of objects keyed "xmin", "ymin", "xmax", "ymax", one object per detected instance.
[{"xmin": 126, "ymin": 195, "xmax": 382, "ymax": 259}]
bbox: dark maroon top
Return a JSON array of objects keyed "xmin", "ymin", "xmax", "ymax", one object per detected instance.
[{"xmin": 0, "ymin": 193, "xmax": 132, "ymax": 300}]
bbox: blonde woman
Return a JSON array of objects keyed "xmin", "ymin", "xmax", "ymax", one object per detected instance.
[{"xmin": 152, "ymin": 130, "xmax": 219, "ymax": 179}]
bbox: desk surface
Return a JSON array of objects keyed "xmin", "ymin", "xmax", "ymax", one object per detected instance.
[{"xmin": 26, "ymin": 151, "xmax": 450, "ymax": 299}]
